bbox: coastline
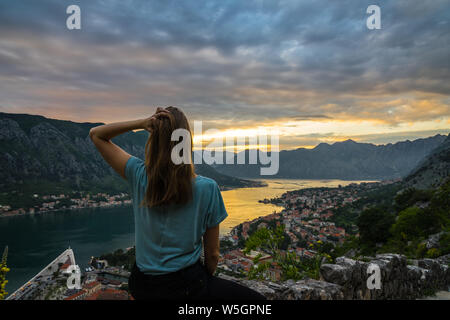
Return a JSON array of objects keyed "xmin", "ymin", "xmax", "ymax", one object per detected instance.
[
  {"xmin": 0, "ymin": 180, "xmax": 267, "ymax": 219},
  {"xmin": 1, "ymin": 178, "xmax": 381, "ymax": 219},
  {"xmin": 0, "ymin": 202, "xmax": 133, "ymax": 219}
]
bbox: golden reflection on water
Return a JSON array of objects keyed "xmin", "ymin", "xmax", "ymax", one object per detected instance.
[{"xmin": 220, "ymin": 179, "xmax": 377, "ymax": 235}]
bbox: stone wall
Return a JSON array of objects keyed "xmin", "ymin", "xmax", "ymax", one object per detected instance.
[{"xmin": 218, "ymin": 253, "xmax": 450, "ymax": 300}]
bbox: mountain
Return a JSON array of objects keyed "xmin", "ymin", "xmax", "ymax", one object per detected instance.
[
  {"xmin": 212, "ymin": 135, "xmax": 449, "ymax": 180},
  {"xmin": 403, "ymin": 134, "xmax": 450, "ymax": 189},
  {"xmin": 0, "ymin": 112, "xmax": 261, "ymax": 195},
  {"xmin": 1, "ymin": 111, "xmax": 447, "ymax": 194}
]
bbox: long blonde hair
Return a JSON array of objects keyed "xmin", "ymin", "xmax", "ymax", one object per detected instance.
[{"xmin": 141, "ymin": 106, "xmax": 195, "ymax": 208}]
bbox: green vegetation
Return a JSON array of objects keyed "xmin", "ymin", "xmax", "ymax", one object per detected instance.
[
  {"xmin": 0, "ymin": 246, "xmax": 10, "ymax": 300},
  {"xmin": 330, "ymin": 182, "xmax": 402, "ymax": 233},
  {"xmin": 357, "ymin": 207, "xmax": 395, "ymax": 250},
  {"xmin": 394, "ymin": 188, "xmax": 433, "ymax": 212},
  {"xmin": 331, "ymin": 205, "xmax": 360, "ymax": 234},
  {"xmin": 329, "ymin": 235, "xmax": 359, "ymax": 261},
  {"xmin": 337, "ymin": 179, "xmax": 450, "ymax": 259},
  {"xmin": 244, "ymin": 225, "xmax": 332, "ymax": 281},
  {"xmin": 97, "ymin": 247, "xmax": 136, "ymax": 271},
  {"xmin": 219, "ymin": 239, "xmax": 236, "ymax": 251},
  {"xmin": 390, "ymin": 207, "xmax": 440, "ymax": 240}
]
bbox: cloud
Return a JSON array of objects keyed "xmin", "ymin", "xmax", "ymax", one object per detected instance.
[{"xmin": 0, "ymin": 0, "xmax": 448, "ymax": 147}]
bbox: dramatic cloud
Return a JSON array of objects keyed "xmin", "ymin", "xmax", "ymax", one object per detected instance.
[{"xmin": 0, "ymin": 0, "xmax": 448, "ymax": 148}]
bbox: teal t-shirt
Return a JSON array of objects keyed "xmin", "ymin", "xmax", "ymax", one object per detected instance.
[{"xmin": 125, "ymin": 156, "xmax": 228, "ymax": 275}]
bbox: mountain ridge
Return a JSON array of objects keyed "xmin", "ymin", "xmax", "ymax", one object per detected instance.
[
  {"xmin": 1, "ymin": 111, "xmax": 448, "ymax": 189},
  {"xmin": 213, "ymin": 134, "xmax": 449, "ymax": 180},
  {"xmin": 0, "ymin": 112, "xmax": 261, "ymax": 195},
  {"xmin": 403, "ymin": 134, "xmax": 450, "ymax": 189}
]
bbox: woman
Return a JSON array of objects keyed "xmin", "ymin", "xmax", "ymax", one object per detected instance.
[{"xmin": 89, "ymin": 106, "xmax": 266, "ymax": 300}]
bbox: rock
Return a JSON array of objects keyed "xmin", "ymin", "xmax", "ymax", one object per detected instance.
[
  {"xmin": 406, "ymin": 265, "xmax": 423, "ymax": 282},
  {"xmin": 281, "ymin": 279, "xmax": 344, "ymax": 300},
  {"xmin": 344, "ymin": 249, "xmax": 357, "ymax": 258},
  {"xmin": 320, "ymin": 264, "xmax": 351, "ymax": 286},
  {"xmin": 219, "ymin": 253, "xmax": 450, "ymax": 300},
  {"xmin": 418, "ymin": 258, "xmax": 435, "ymax": 270},
  {"xmin": 335, "ymin": 256, "xmax": 358, "ymax": 267},
  {"xmin": 336, "ymin": 257, "xmax": 363, "ymax": 282},
  {"xmin": 436, "ymin": 254, "xmax": 450, "ymax": 265},
  {"xmin": 424, "ymin": 232, "xmax": 444, "ymax": 250},
  {"xmin": 217, "ymin": 274, "xmax": 287, "ymax": 300}
]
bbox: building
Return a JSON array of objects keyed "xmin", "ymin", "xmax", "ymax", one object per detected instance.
[
  {"xmin": 64, "ymin": 289, "xmax": 87, "ymax": 300},
  {"xmin": 83, "ymin": 281, "xmax": 101, "ymax": 296},
  {"xmin": 267, "ymin": 262, "xmax": 282, "ymax": 282},
  {"xmin": 84, "ymin": 288, "xmax": 132, "ymax": 300}
]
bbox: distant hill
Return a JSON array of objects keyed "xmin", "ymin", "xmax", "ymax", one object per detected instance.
[
  {"xmin": 403, "ymin": 134, "xmax": 450, "ymax": 189},
  {"xmin": 212, "ymin": 135, "xmax": 448, "ymax": 180},
  {"xmin": 0, "ymin": 112, "xmax": 261, "ymax": 195}
]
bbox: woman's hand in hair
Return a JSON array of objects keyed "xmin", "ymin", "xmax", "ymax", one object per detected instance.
[{"xmin": 143, "ymin": 108, "xmax": 172, "ymax": 132}]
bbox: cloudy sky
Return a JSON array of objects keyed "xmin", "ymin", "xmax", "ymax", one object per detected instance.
[{"xmin": 0, "ymin": 0, "xmax": 449, "ymax": 149}]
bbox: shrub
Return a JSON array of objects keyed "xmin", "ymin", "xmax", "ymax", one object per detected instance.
[
  {"xmin": 425, "ymin": 248, "xmax": 441, "ymax": 259},
  {"xmin": 245, "ymin": 227, "xmax": 330, "ymax": 281},
  {"xmin": 390, "ymin": 207, "xmax": 441, "ymax": 241},
  {"xmin": 0, "ymin": 246, "xmax": 10, "ymax": 300}
]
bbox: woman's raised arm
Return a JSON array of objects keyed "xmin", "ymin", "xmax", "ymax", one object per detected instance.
[
  {"xmin": 89, "ymin": 118, "xmax": 147, "ymax": 179},
  {"xmin": 89, "ymin": 108, "xmax": 171, "ymax": 179}
]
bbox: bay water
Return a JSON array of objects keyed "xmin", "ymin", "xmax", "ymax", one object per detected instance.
[{"xmin": 0, "ymin": 178, "xmax": 372, "ymax": 295}]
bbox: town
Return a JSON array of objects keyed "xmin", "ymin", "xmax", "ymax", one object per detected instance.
[
  {"xmin": 0, "ymin": 192, "xmax": 132, "ymax": 217},
  {"xmin": 216, "ymin": 182, "xmax": 389, "ymax": 281}
]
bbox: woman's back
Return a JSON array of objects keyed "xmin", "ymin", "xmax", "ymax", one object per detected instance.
[
  {"xmin": 90, "ymin": 106, "xmax": 265, "ymax": 300},
  {"xmin": 125, "ymin": 156, "xmax": 228, "ymax": 275}
]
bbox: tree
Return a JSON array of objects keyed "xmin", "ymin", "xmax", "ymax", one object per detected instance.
[
  {"xmin": 429, "ymin": 179, "xmax": 450, "ymax": 228},
  {"xmin": 0, "ymin": 246, "xmax": 10, "ymax": 300},
  {"xmin": 357, "ymin": 207, "xmax": 395, "ymax": 248},
  {"xmin": 390, "ymin": 206, "xmax": 441, "ymax": 241},
  {"xmin": 243, "ymin": 225, "xmax": 285, "ymax": 260}
]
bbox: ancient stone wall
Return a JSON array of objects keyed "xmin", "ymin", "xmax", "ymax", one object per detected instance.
[{"xmin": 218, "ymin": 254, "xmax": 450, "ymax": 300}]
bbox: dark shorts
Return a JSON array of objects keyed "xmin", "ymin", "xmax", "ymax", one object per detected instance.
[{"xmin": 128, "ymin": 260, "xmax": 266, "ymax": 301}]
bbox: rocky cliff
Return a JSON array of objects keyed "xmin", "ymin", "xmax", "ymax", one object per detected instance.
[
  {"xmin": 218, "ymin": 254, "xmax": 450, "ymax": 300},
  {"xmin": 404, "ymin": 134, "xmax": 450, "ymax": 190}
]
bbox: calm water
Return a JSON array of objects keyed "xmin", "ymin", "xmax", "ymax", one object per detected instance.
[{"xmin": 0, "ymin": 178, "xmax": 372, "ymax": 295}]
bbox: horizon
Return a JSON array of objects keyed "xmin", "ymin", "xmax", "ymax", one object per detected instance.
[
  {"xmin": 0, "ymin": 1, "xmax": 449, "ymax": 149},
  {"xmin": 1, "ymin": 110, "xmax": 448, "ymax": 152}
]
